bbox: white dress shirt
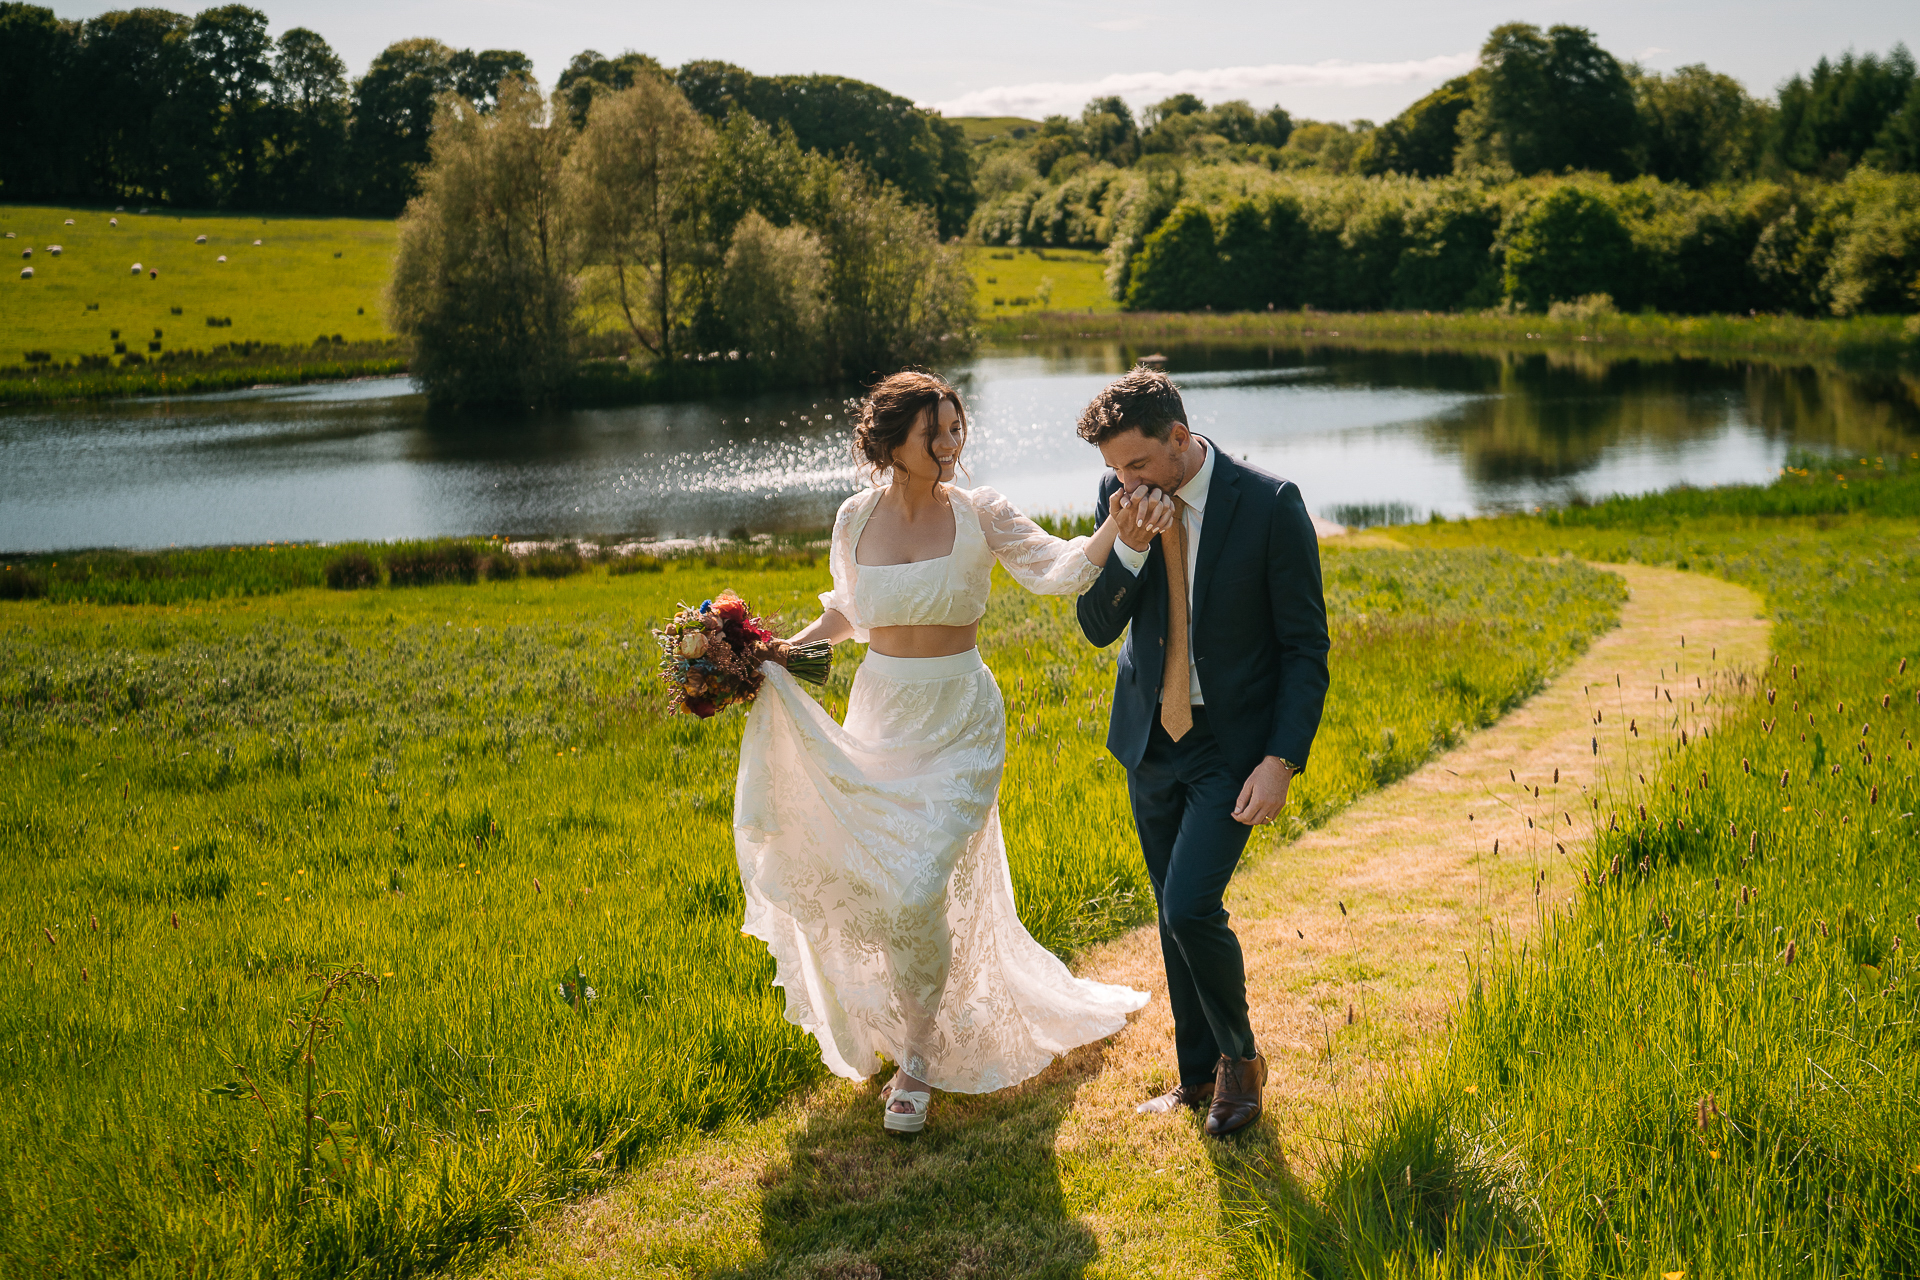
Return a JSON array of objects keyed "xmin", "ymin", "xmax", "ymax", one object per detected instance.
[{"xmin": 1113, "ymin": 438, "xmax": 1213, "ymax": 705}]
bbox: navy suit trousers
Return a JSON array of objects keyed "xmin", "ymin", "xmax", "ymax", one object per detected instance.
[{"xmin": 1126, "ymin": 705, "xmax": 1258, "ymax": 1085}]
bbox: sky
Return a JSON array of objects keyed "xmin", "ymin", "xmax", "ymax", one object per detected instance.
[{"xmin": 49, "ymin": 0, "xmax": 1919, "ymax": 124}]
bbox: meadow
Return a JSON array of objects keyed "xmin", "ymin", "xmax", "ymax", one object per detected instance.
[
  {"xmin": 963, "ymin": 245, "xmax": 1116, "ymax": 319},
  {"xmin": 1235, "ymin": 461, "xmax": 1920, "ymax": 1276},
  {"xmin": 0, "ymin": 538, "xmax": 1624, "ymax": 1278}
]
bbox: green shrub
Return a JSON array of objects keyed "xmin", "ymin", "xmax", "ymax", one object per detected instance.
[
  {"xmin": 0, "ymin": 566, "xmax": 48, "ymax": 600},
  {"xmin": 523, "ymin": 546, "xmax": 586, "ymax": 579},
  {"xmin": 606, "ymin": 552, "xmax": 664, "ymax": 575},
  {"xmin": 1502, "ymin": 184, "xmax": 1639, "ymax": 311},
  {"xmin": 1124, "ymin": 202, "xmax": 1219, "ymax": 310},
  {"xmin": 480, "ymin": 551, "xmax": 521, "ymax": 581},
  {"xmin": 323, "ymin": 552, "xmax": 381, "ymax": 590},
  {"xmin": 385, "ymin": 540, "xmax": 481, "ymax": 587}
]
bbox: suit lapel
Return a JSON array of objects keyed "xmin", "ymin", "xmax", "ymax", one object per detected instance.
[{"xmin": 1190, "ymin": 443, "xmax": 1240, "ymax": 624}]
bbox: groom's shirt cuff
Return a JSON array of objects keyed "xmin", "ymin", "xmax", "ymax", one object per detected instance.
[{"xmin": 1113, "ymin": 540, "xmax": 1150, "ymax": 576}]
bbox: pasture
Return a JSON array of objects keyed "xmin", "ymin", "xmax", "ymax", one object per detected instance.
[
  {"xmin": 965, "ymin": 245, "xmax": 1117, "ymax": 317},
  {"xmin": 1, "ymin": 203, "xmax": 394, "ymax": 365},
  {"xmin": 0, "ymin": 539, "xmax": 1623, "ymax": 1277}
]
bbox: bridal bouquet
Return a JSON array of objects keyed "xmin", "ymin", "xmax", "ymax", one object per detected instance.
[{"xmin": 653, "ymin": 590, "xmax": 832, "ymax": 718}]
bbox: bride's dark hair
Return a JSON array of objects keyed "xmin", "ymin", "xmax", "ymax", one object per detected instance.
[{"xmin": 854, "ymin": 370, "xmax": 967, "ymax": 488}]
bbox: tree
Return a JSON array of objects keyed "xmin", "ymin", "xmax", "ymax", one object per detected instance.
[
  {"xmin": 1081, "ymin": 96, "xmax": 1139, "ymax": 166},
  {"xmin": 554, "ymin": 48, "xmax": 668, "ymax": 128},
  {"xmin": 190, "ymin": 5, "xmax": 273, "ymax": 205},
  {"xmin": 567, "ymin": 78, "xmax": 715, "ymax": 359},
  {"xmin": 0, "ymin": 4, "xmax": 80, "ymax": 199},
  {"xmin": 1632, "ymin": 64, "xmax": 1769, "ymax": 186},
  {"xmin": 267, "ymin": 27, "xmax": 349, "ymax": 208},
  {"xmin": 349, "ymin": 38, "xmax": 531, "ymax": 214},
  {"xmin": 1771, "ymin": 47, "xmax": 1917, "ymax": 176},
  {"xmin": 811, "ymin": 164, "xmax": 975, "ymax": 378},
  {"xmin": 1867, "ymin": 79, "xmax": 1920, "ymax": 172},
  {"xmin": 1457, "ymin": 23, "xmax": 1637, "ymax": 177},
  {"xmin": 1501, "ymin": 185, "xmax": 1637, "ymax": 309},
  {"xmin": 386, "ymin": 80, "xmax": 578, "ymax": 405},
  {"xmin": 74, "ymin": 7, "xmax": 203, "ymax": 202},
  {"xmin": 715, "ymin": 210, "xmax": 829, "ymax": 373},
  {"xmin": 1356, "ymin": 76, "xmax": 1471, "ymax": 177},
  {"xmin": 673, "ymin": 61, "xmax": 974, "ymax": 235}
]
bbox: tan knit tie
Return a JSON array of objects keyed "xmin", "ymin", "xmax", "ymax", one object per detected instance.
[{"xmin": 1159, "ymin": 495, "xmax": 1192, "ymax": 742}]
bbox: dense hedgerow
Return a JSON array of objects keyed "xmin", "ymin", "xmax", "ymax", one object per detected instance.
[{"xmin": 970, "ymin": 165, "xmax": 1920, "ymax": 318}]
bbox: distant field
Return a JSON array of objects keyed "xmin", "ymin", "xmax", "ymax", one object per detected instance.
[
  {"xmin": 964, "ymin": 245, "xmax": 1117, "ymax": 319},
  {"xmin": 950, "ymin": 116, "xmax": 1042, "ymax": 145},
  {"xmin": 1, "ymin": 204, "xmax": 394, "ymax": 364}
]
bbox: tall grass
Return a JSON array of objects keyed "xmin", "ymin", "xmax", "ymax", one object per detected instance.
[
  {"xmin": 0, "ymin": 545, "xmax": 1623, "ymax": 1277},
  {"xmin": 979, "ymin": 308, "xmax": 1920, "ymax": 371},
  {"xmin": 1240, "ymin": 461, "xmax": 1920, "ymax": 1275}
]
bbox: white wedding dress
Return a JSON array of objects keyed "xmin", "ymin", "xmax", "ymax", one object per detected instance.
[{"xmin": 733, "ymin": 484, "xmax": 1149, "ymax": 1092}]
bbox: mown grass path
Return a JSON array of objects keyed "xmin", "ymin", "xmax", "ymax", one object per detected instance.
[{"xmin": 483, "ymin": 563, "xmax": 1768, "ymax": 1279}]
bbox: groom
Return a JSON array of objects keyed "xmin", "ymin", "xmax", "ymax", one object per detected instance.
[{"xmin": 1076, "ymin": 367, "xmax": 1329, "ymax": 1138}]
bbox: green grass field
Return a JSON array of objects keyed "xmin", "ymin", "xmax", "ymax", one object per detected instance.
[
  {"xmin": 0, "ymin": 538, "xmax": 1622, "ymax": 1277},
  {"xmin": 950, "ymin": 116, "xmax": 1043, "ymax": 146},
  {"xmin": 1234, "ymin": 463, "xmax": 1920, "ymax": 1276},
  {"xmin": 964, "ymin": 245, "xmax": 1117, "ymax": 318},
  {"xmin": 2, "ymin": 203, "xmax": 394, "ymax": 364}
]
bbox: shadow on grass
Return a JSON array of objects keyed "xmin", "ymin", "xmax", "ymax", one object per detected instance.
[{"xmin": 721, "ymin": 1042, "xmax": 1113, "ymax": 1280}]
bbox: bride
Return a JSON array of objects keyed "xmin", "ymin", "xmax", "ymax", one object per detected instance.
[{"xmin": 735, "ymin": 370, "xmax": 1171, "ymax": 1134}]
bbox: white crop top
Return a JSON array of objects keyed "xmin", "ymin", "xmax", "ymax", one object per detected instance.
[{"xmin": 819, "ymin": 485, "xmax": 1102, "ymax": 642}]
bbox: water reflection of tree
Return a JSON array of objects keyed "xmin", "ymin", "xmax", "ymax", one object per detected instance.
[{"xmin": 1105, "ymin": 343, "xmax": 1920, "ymax": 483}]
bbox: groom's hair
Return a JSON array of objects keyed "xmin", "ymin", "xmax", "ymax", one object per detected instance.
[{"xmin": 1075, "ymin": 367, "xmax": 1187, "ymax": 445}]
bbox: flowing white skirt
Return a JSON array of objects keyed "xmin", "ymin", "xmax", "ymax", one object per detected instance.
[{"xmin": 733, "ymin": 648, "xmax": 1148, "ymax": 1092}]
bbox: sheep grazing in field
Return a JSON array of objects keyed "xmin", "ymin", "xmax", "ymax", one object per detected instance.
[
  {"xmin": 19, "ymin": 248, "xmax": 29, "ymax": 259},
  {"xmin": 63, "ymin": 218, "xmax": 74, "ymax": 226},
  {"xmin": 3, "ymin": 232, "xmax": 12, "ymax": 238},
  {"xmin": 216, "ymin": 255, "xmax": 227, "ymax": 263},
  {"xmin": 48, "ymin": 246, "xmax": 61, "ymax": 256},
  {"xmin": 148, "ymin": 269, "xmax": 158, "ymax": 279},
  {"xmin": 109, "ymin": 218, "xmax": 118, "ymax": 227},
  {"xmin": 20, "ymin": 268, "xmax": 32, "ymax": 279},
  {"xmin": 130, "ymin": 262, "xmax": 142, "ymax": 274},
  {"xmin": 252, "ymin": 239, "xmax": 263, "ymax": 246},
  {"xmin": 195, "ymin": 234, "xmax": 207, "ymax": 244}
]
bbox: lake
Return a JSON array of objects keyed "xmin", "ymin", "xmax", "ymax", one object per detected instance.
[{"xmin": 4, "ymin": 342, "xmax": 1916, "ymax": 552}]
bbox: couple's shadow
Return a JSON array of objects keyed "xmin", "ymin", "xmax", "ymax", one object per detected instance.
[{"xmin": 711, "ymin": 1037, "xmax": 1301, "ymax": 1278}]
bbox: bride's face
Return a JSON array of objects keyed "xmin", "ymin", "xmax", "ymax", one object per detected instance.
[{"xmin": 890, "ymin": 397, "xmax": 965, "ymax": 488}]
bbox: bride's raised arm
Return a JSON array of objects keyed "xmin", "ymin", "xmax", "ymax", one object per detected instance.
[{"xmin": 972, "ymin": 486, "xmax": 1129, "ymax": 594}]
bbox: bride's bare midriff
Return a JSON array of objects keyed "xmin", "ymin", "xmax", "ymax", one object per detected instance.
[{"xmin": 867, "ymin": 623, "xmax": 980, "ymax": 658}]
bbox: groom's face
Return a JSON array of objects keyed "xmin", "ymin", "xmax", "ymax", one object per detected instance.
[{"xmin": 1098, "ymin": 423, "xmax": 1192, "ymax": 499}]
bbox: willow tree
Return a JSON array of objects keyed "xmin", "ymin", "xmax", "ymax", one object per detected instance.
[
  {"xmin": 385, "ymin": 78, "xmax": 579, "ymax": 405},
  {"xmin": 567, "ymin": 78, "xmax": 714, "ymax": 359}
]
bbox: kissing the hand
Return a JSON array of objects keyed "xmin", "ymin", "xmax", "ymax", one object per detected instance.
[{"xmin": 1111, "ymin": 484, "xmax": 1177, "ymax": 551}]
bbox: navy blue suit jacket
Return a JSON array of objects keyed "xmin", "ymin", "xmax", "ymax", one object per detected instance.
[{"xmin": 1077, "ymin": 444, "xmax": 1330, "ymax": 779}]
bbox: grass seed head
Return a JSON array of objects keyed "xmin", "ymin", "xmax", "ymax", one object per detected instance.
[
  {"xmin": 1784, "ymin": 939, "xmax": 1797, "ymax": 965},
  {"xmin": 170, "ymin": 910, "xmax": 178, "ymax": 929}
]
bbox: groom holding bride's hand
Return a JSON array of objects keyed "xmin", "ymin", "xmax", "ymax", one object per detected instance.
[{"xmin": 1076, "ymin": 366, "xmax": 1330, "ymax": 1138}]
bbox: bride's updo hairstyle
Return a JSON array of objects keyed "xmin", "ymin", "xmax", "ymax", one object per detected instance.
[{"xmin": 854, "ymin": 370, "xmax": 968, "ymax": 487}]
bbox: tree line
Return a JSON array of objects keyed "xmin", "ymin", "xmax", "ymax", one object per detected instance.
[
  {"xmin": 973, "ymin": 24, "xmax": 1920, "ymax": 192},
  {"xmin": 386, "ymin": 79, "xmax": 973, "ymax": 406},
  {"xmin": 0, "ymin": 4, "xmax": 975, "ymax": 232}
]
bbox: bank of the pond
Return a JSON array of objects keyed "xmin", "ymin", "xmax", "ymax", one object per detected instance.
[{"xmin": 982, "ymin": 308, "xmax": 1920, "ymax": 371}]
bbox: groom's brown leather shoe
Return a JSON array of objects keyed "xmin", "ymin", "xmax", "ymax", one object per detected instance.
[
  {"xmin": 1135, "ymin": 1081, "xmax": 1213, "ymax": 1115},
  {"xmin": 1205, "ymin": 1053, "xmax": 1267, "ymax": 1137}
]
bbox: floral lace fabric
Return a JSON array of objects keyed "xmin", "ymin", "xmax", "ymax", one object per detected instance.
[
  {"xmin": 735, "ymin": 652, "xmax": 1148, "ymax": 1091},
  {"xmin": 818, "ymin": 484, "xmax": 1103, "ymax": 642}
]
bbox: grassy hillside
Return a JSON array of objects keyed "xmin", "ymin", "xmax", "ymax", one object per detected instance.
[
  {"xmin": 950, "ymin": 116, "xmax": 1043, "ymax": 145},
  {"xmin": 2, "ymin": 203, "xmax": 394, "ymax": 364},
  {"xmin": 964, "ymin": 245, "xmax": 1117, "ymax": 318}
]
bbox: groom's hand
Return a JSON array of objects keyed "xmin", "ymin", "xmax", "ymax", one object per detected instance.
[
  {"xmin": 1111, "ymin": 484, "xmax": 1176, "ymax": 551},
  {"xmin": 1233, "ymin": 756, "xmax": 1294, "ymax": 826}
]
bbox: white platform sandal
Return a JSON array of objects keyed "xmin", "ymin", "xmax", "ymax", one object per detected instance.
[{"xmin": 882, "ymin": 1089, "xmax": 931, "ymax": 1135}]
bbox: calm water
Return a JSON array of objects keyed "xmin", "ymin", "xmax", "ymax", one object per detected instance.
[{"xmin": 4, "ymin": 343, "xmax": 1917, "ymax": 552}]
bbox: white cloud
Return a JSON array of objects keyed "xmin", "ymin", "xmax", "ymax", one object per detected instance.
[{"xmin": 926, "ymin": 52, "xmax": 1477, "ymax": 119}]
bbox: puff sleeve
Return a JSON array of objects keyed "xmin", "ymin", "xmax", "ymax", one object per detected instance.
[
  {"xmin": 971, "ymin": 486, "xmax": 1103, "ymax": 597},
  {"xmin": 818, "ymin": 489, "xmax": 876, "ymax": 643}
]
